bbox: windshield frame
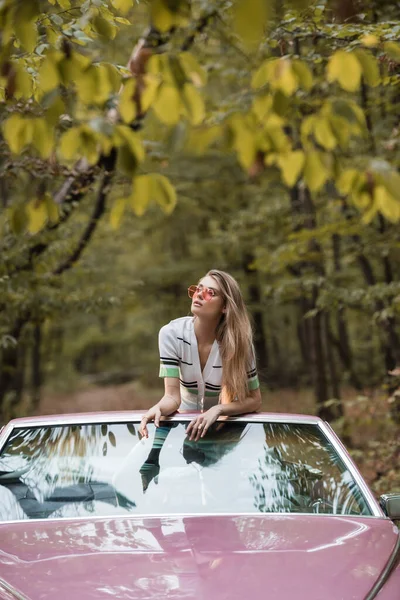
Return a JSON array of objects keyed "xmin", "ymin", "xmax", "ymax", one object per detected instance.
[{"xmin": 0, "ymin": 413, "xmax": 383, "ymax": 521}]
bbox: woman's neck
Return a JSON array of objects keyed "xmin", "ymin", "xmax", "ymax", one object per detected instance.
[{"xmin": 193, "ymin": 316, "xmax": 219, "ymax": 346}]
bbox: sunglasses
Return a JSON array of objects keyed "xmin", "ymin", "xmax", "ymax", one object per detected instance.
[{"xmin": 188, "ymin": 284, "xmax": 219, "ymax": 302}]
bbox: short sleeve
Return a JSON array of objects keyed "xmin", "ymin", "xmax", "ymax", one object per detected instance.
[
  {"xmin": 159, "ymin": 324, "xmax": 180, "ymax": 378},
  {"xmin": 247, "ymin": 344, "xmax": 260, "ymax": 391}
]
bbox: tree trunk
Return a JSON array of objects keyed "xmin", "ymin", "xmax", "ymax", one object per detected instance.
[{"xmin": 31, "ymin": 323, "xmax": 42, "ymax": 413}]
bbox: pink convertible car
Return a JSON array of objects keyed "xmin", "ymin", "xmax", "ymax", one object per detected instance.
[{"xmin": 0, "ymin": 411, "xmax": 399, "ymax": 599}]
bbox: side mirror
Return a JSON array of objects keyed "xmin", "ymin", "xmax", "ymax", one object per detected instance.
[{"xmin": 380, "ymin": 494, "xmax": 400, "ymax": 520}]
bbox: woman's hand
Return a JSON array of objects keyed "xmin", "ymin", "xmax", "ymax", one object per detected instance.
[
  {"xmin": 139, "ymin": 405, "xmax": 162, "ymax": 438},
  {"xmin": 186, "ymin": 405, "xmax": 223, "ymax": 441}
]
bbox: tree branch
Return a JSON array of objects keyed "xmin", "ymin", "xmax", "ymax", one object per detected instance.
[{"xmin": 52, "ymin": 161, "xmax": 115, "ymax": 277}]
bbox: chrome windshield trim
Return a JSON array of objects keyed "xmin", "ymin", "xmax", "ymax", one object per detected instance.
[
  {"xmin": 0, "ymin": 511, "xmax": 389, "ymax": 526},
  {"xmin": 0, "ymin": 576, "xmax": 29, "ymax": 600},
  {"xmin": 318, "ymin": 421, "xmax": 382, "ymax": 517}
]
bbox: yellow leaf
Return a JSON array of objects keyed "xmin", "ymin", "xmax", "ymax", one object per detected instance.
[
  {"xmin": 304, "ymin": 151, "xmax": 330, "ymax": 192},
  {"xmin": 278, "ymin": 150, "xmax": 305, "ymax": 187},
  {"xmin": 291, "ymin": 60, "xmax": 313, "ymax": 91},
  {"xmin": 79, "ymin": 126, "xmax": 100, "ymax": 165},
  {"xmin": 15, "ymin": 63, "xmax": 32, "ymax": 98},
  {"xmin": 114, "ymin": 125, "xmax": 144, "ymax": 162},
  {"xmin": 110, "ymin": 198, "xmax": 126, "ymax": 229},
  {"xmin": 141, "ymin": 75, "xmax": 160, "ymax": 112},
  {"xmin": 45, "ymin": 95, "xmax": 65, "ymax": 126},
  {"xmin": 152, "ymin": 84, "xmax": 181, "ymax": 125},
  {"xmin": 44, "ymin": 193, "xmax": 59, "ymax": 224},
  {"xmin": 151, "ymin": 0, "xmax": 174, "ymax": 33},
  {"xmin": 251, "ymin": 60, "xmax": 275, "ymax": 89},
  {"xmin": 179, "ymin": 52, "xmax": 207, "ymax": 86},
  {"xmin": 354, "ymin": 49, "xmax": 380, "ymax": 87},
  {"xmin": 232, "ymin": 0, "xmax": 269, "ymax": 50},
  {"xmin": 384, "ymin": 42, "xmax": 400, "ymax": 63},
  {"xmin": 275, "ymin": 60, "xmax": 298, "ymax": 96},
  {"xmin": 95, "ymin": 64, "xmax": 113, "ymax": 104},
  {"xmin": 152, "ymin": 174, "xmax": 177, "ymax": 214},
  {"xmin": 3, "ymin": 115, "xmax": 34, "ymax": 154},
  {"xmin": 10, "ymin": 205, "xmax": 28, "ymax": 235},
  {"xmin": 336, "ymin": 169, "xmax": 359, "ymax": 195},
  {"xmin": 180, "ymin": 83, "xmax": 205, "ymax": 126},
  {"xmin": 129, "ymin": 174, "xmax": 152, "ymax": 216},
  {"xmin": 104, "ymin": 63, "xmax": 121, "ymax": 93},
  {"xmin": 27, "ymin": 200, "xmax": 48, "ymax": 235},
  {"xmin": 313, "ymin": 117, "xmax": 337, "ymax": 150},
  {"xmin": 361, "ymin": 34, "xmax": 379, "ymax": 48},
  {"xmin": 327, "ymin": 50, "xmax": 362, "ymax": 92},
  {"xmin": 119, "ymin": 79, "xmax": 137, "ymax": 123},
  {"xmin": 14, "ymin": 19, "xmax": 38, "ymax": 53},
  {"xmin": 92, "ymin": 15, "xmax": 116, "ymax": 39},
  {"xmin": 57, "ymin": 0, "xmax": 71, "ymax": 8},
  {"xmin": 252, "ymin": 95, "xmax": 272, "ymax": 122},
  {"xmin": 74, "ymin": 66, "xmax": 98, "ymax": 104},
  {"xmin": 111, "ymin": 0, "xmax": 133, "ymax": 14},
  {"xmin": 39, "ymin": 57, "xmax": 60, "ymax": 93},
  {"xmin": 374, "ymin": 185, "xmax": 400, "ymax": 223},
  {"xmin": 32, "ymin": 118, "xmax": 53, "ymax": 159},
  {"xmin": 59, "ymin": 127, "xmax": 81, "ymax": 160}
]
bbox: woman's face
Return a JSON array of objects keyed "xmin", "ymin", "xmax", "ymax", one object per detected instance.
[{"xmin": 190, "ymin": 275, "xmax": 225, "ymax": 319}]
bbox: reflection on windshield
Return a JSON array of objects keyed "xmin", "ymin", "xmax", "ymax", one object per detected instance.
[{"xmin": 0, "ymin": 421, "xmax": 371, "ymax": 521}]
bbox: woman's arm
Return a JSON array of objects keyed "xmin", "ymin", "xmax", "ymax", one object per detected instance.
[
  {"xmin": 187, "ymin": 388, "xmax": 262, "ymax": 441},
  {"xmin": 139, "ymin": 378, "xmax": 181, "ymax": 437},
  {"xmin": 218, "ymin": 387, "xmax": 262, "ymax": 416}
]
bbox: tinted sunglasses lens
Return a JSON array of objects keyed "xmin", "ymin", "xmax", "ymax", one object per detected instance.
[
  {"xmin": 188, "ymin": 285, "xmax": 197, "ymax": 299},
  {"xmin": 203, "ymin": 288, "xmax": 213, "ymax": 301}
]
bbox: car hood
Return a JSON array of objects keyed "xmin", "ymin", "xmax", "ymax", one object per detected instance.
[{"xmin": 0, "ymin": 514, "xmax": 398, "ymax": 600}]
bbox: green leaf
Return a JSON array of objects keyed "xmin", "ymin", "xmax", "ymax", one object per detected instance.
[
  {"xmin": 110, "ymin": 198, "xmax": 126, "ymax": 229},
  {"xmin": 180, "ymin": 83, "xmax": 204, "ymax": 125},
  {"xmin": 152, "ymin": 84, "xmax": 181, "ymax": 125},
  {"xmin": 278, "ymin": 151, "xmax": 305, "ymax": 187},
  {"xmin": 152, "ymin": 174, "xmax": 177, "ymax": 215},
  {"xmin": 354, "ymin": 49, "xmax": 380, "ymax": 87},
  {"xmin": 119, "ymin": 79, "xmax": 137, "ymax": 123},
  {"xmin": 304, "ymin": 151, "xmax": 330, "ymax": 192},
  {"xmin": 117, "ymin": 145, "xmax": 139, "ymax": 176},
  {"xmin": 327, "ymin": 50, "xmax": 362, "ymax": 92},
  {"xmin": 129, "ymin": 174, "xmax": 152, "ymax": 216}
]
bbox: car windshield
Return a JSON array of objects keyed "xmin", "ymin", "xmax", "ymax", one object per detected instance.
[{"xmin": 0, "ymin": 420, "xmax": 372, "ymax": 521}]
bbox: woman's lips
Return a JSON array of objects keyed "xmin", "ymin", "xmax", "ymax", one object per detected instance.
[{"xmin": 193, "ymin": 301, "xmax": 202, "ymax": 307}]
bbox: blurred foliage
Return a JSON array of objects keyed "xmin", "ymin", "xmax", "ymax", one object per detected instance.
[{"xmin": 0, "ymin": 0, "xmax": 399, "ymax": 497}]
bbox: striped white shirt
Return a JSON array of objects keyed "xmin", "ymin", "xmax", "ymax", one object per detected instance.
[{"xmin": 159, "ymin": 316, "xmax": 259, "ymax": 411}]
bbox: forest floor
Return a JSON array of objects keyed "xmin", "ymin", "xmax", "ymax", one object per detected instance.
[{"xmin": 36, "ymin": 381, "xmax": 400, "ymax": 499}]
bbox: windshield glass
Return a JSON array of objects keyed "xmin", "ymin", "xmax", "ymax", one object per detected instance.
[{"xmin": 0, "ymin": 421, "xmax": 372, "ymax": 521}]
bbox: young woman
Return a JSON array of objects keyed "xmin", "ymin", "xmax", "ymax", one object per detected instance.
[{"xmin": 140, "ymin": 269, "xmax": 262, "ymax": 441}]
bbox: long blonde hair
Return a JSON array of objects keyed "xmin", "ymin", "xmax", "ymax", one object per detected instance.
[{"xmin": 206, "ymin": 269, "xmax": 254, "ymax": 403}]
